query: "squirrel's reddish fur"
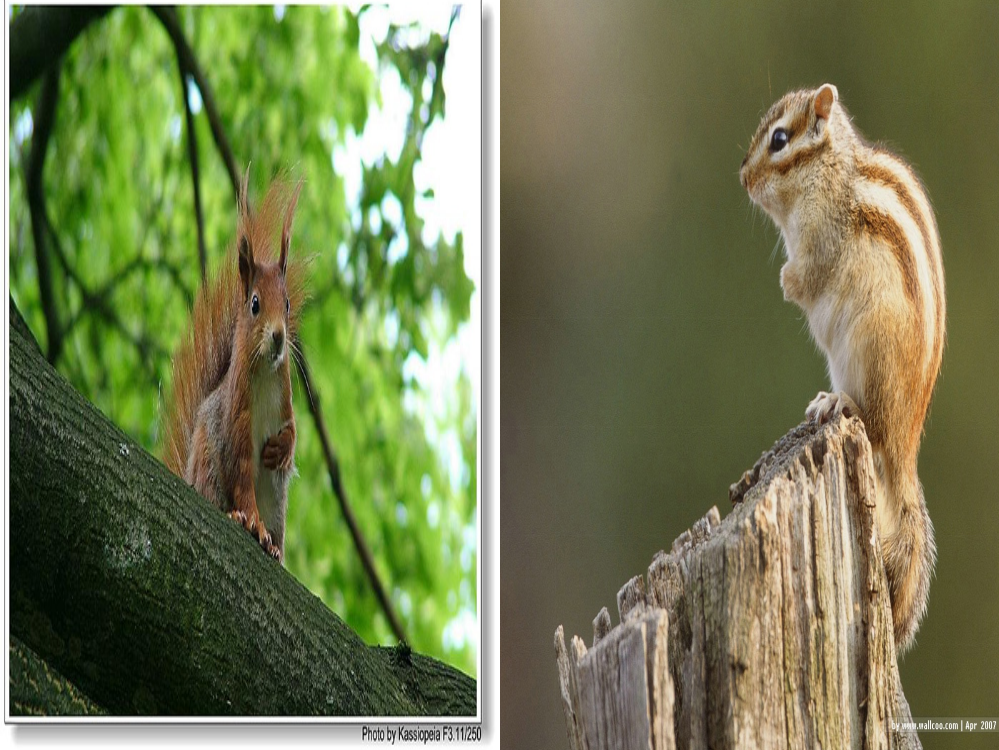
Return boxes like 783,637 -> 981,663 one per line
162,170 -> 308,561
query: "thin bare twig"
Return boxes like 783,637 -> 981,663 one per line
175,55 -> 207,281
25,62 -> 64,363
44,214 -> 168,370
149,5 -> 240,202
38,176 -> 180,365
294,349 -> 409,645
63,254 -> 190,338
22,48 -> 171,378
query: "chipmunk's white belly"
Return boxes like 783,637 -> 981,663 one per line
807,292 -> 866,403
251,370 -> 288,532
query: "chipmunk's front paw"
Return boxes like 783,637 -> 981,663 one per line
806,390 -> 859,424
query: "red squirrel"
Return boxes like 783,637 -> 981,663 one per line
163,168 -> 307,562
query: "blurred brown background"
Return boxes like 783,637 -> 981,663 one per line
501,1 -> 999,748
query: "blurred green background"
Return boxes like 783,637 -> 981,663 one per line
501,1 -> 998,747
9,5 -> 477,678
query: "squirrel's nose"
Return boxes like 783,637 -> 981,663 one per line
272,329 -> 285,355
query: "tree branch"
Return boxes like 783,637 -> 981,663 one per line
149,5 -> 241,203
9,6 -> 112,101
175,58 -> 208,281
44,215 -> 168,370
25,62 -> 64,364
294,349 -> 410,645
9,297 -> 473,716
63,253 -> 191,341
9,637 -> 106,716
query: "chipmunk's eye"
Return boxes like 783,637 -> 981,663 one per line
770,128 -> 789,153
251,293 -> 260,316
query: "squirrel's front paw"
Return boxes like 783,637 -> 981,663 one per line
257,531 -> 281,561
228,508 -> 250,531
266,541 -> 283,562
228,509 -> 277,558
261,426 -> 295,472
228,507 -> 263,538
806,390 -> 859,424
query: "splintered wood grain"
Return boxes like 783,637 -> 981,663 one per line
555,626 -> 587,750
556,611 -> 675,750
593,607 -> 612,647
557,417 -> 920,749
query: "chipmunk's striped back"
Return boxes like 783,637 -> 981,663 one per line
853,147 -> 945,394
740,84 -> 945,652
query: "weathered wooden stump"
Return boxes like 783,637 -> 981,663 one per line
555,416 -> 921,749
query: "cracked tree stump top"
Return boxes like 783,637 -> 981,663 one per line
555,416 -> 921,750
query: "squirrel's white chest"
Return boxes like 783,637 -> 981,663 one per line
251,371 -> 286,456
251,370 -> 289,530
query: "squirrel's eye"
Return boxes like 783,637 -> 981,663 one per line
770,128 -> 789,153
251,294 -> 260,316
286,298 -> 291,315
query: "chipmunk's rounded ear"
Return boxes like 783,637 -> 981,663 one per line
814,84 -> 838,122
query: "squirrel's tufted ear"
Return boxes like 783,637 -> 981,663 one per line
814,84 -> 838,122
239,163 -> 252,218
237,163 -> 255,299
238,234 -> 255,301
280,179 -> 303,276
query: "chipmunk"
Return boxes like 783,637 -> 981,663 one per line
162,168 -> 307,562
740,84 -> 945,652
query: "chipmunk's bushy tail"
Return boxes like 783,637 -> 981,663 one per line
881,470 -> 936,654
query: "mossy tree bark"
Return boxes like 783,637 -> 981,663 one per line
8,297 -> 475,716
9,636 -> 107,716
